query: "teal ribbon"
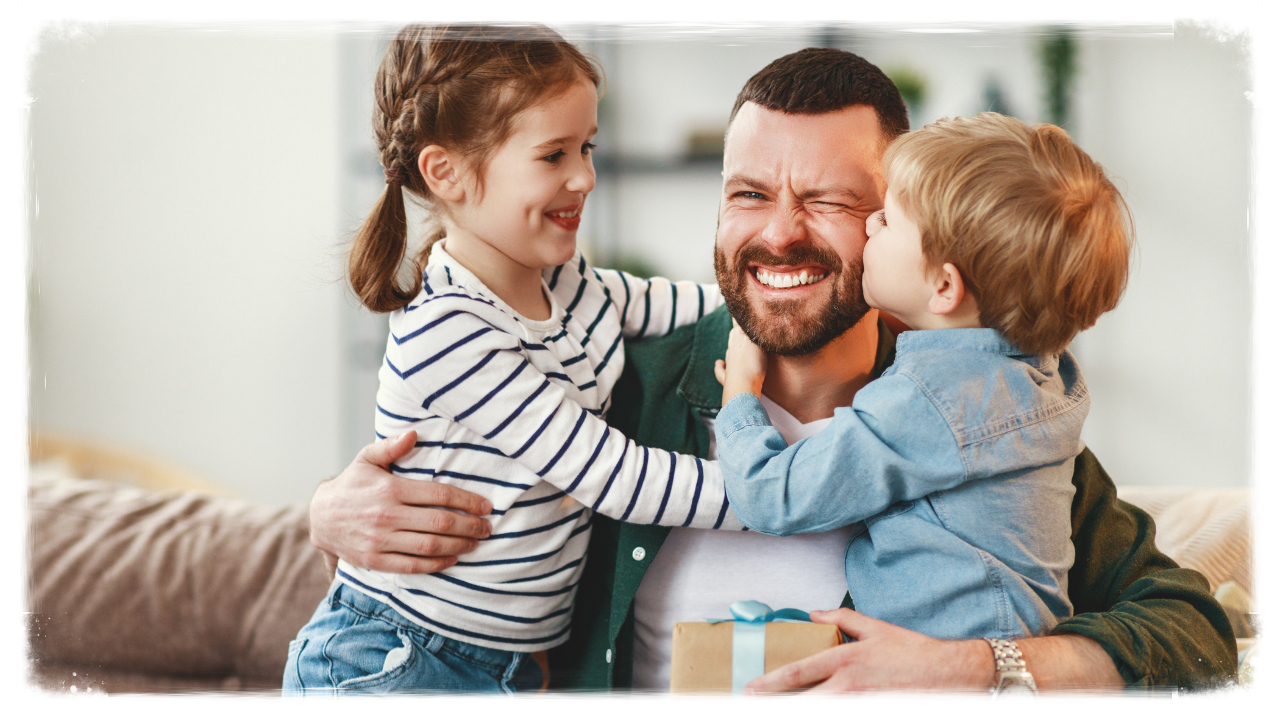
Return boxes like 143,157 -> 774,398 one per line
707,600 -> 811,693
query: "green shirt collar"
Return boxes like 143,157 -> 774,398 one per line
676,305 -> 899,415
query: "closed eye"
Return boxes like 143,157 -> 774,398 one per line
582,141 -> 597,155
541,150 -> 566,164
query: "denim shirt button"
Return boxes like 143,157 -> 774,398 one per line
632,547 -> 646,561
606,649 -> 613,663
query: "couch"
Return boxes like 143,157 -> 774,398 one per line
24,438 -> 1257,693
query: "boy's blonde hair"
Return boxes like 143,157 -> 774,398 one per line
883,112 -> 1133,355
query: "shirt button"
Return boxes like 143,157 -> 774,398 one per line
632,547 -> 646,561
606,649 -> 613,663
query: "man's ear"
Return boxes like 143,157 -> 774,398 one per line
927,262 -> 968,316
418,145 -> 465,202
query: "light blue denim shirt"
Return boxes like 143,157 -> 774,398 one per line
715,327 -> 1083,640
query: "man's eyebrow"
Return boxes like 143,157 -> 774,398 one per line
723,174 -> 774,193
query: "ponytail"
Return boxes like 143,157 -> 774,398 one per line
348,177 -> 419,313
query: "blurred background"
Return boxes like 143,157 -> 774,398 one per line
26,22 -> 1251,506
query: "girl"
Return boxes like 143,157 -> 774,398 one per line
283,24 -> 740,695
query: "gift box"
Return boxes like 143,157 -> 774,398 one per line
670,601 -> 844,693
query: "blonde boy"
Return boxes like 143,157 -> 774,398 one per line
714,112 -> 1132,641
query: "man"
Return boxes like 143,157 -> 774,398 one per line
309,47 -> 1235,692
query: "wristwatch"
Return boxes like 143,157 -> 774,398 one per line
986,637 -> 1038,695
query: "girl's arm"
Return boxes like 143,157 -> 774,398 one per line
714,373 -> 966,535
393,299 -> 741,531
592,264 -> 722,339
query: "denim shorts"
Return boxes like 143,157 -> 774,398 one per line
282,581 -> 546,695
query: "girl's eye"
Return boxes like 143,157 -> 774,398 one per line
582,142 -> 597,155
874,210 -> 887,226
541,150 -> 566,164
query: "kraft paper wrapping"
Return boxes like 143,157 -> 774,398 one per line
669,621 -> 843,692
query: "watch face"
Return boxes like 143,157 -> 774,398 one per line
996,673 -> 1038,695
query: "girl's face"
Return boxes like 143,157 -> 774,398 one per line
861,188 -> 935,328
449,78 -> 598,273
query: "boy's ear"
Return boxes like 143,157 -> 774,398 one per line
418,145 -> 465,202
927,262 -> 968,316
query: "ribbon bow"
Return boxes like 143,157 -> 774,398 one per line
707,600 -> 811,693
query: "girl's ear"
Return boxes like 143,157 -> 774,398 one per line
419,145 -> 465,202
927,262 -> 968,316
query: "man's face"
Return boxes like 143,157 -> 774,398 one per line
714,103 -> 887,355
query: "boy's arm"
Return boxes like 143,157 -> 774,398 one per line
595,266 -> 721,339
715,373 -> 966,535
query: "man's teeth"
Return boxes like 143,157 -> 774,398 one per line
549,209 -> 580,218
755,268 -> 827,289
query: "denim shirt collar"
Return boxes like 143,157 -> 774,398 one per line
894,328 -> 1056,371
677,305 -> 899,415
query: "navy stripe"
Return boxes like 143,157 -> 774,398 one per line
423,350 -> 498,406
565,277 -> 588,314
616,270 -> 633,329
391,309 -> 465,345
423,276 -> 434,296
491,491 -> 570,516
562,352 -> 588,367
583,299 -> 612,341
455,522 -> 591,566
423,571 -> 579,598
591,444 -> 629,512
456,362 -> 525,422
509,405 -> 557,460
545,372 -> 572,382
577,380 -> 597,391
444,266 -> 453,284
653,451 -> 677,524
436,470 -> 532,490
520,340 -> 548,351
639,279 -> 652,335
619,447 -> 649,522
682,460 -> 705,527
593,330 -> 623,374
336,571 -> 569,646
713,492 -> 730,530
484,378 -> 548,440
501,557 -> 583,584
669,283 -> 679,335
548,264 -> 564,291
537,410 -> 588,476
414,440 -> 507,458
399,586 -> 571,624
484,509 -> 586,540
563,425 -> 609,494
386,327 -> 494,380
404,289 -> 500,314
376,403 -> 426,423
389,464 -> 435,475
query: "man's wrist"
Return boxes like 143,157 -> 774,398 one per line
954,638 -> 999,690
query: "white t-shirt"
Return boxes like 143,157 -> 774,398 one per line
630,394 -> 856,690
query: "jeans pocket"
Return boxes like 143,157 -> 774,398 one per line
332,626 -> 419,693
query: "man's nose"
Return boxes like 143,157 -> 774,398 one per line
760,203 -> 806,251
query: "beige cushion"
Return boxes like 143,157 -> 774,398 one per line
1117,487 -> 1252,595
27,474 -> 331,686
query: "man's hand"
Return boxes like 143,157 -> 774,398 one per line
309,431 -> 493,576
744,609 -> 992,693
714,321 -> 768,405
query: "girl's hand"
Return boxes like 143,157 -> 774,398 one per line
714,322 -> 768,405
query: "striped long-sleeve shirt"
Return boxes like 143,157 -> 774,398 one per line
338,242 -> 743,652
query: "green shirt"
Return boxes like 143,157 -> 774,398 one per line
547,306 -> 1236,691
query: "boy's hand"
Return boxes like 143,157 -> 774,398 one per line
714,322 -> 767,405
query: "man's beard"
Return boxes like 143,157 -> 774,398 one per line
713,240 -> 871,357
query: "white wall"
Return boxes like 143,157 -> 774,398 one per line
28,26 -> 347,505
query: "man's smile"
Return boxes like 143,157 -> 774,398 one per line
749,264 -> 831,291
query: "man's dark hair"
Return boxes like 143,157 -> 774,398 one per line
730,47 -> 909,142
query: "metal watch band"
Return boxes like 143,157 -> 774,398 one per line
985,637 -> 1039,695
